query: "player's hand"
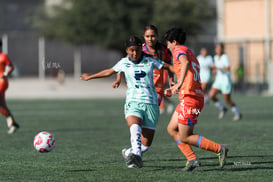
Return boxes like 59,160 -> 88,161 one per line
112,80 -> 120,88
164,88 -> 173,97
80,73 -> 90,81
165,84 -> 180,97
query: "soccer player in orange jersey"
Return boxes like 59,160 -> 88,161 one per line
0,40 -> 19,134
163,28 -> 228,171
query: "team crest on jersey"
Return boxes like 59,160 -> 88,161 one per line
143,59 -> 151,66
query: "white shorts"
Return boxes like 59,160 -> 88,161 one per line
212,78 -> 232,94
124,102 -> 160,130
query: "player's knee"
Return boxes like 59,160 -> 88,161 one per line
180,137 -> 189,144
208,91 -> 214,99
167,125 -> 175,137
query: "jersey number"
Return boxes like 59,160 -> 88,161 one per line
192,62 -> 201,82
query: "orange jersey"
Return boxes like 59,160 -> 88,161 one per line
172,45 -> 203,100
0,53 -> 11,74
0,53 -> 11,94
142,43 -> 171,94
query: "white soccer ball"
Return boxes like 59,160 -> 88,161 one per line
33,131 -> 55,153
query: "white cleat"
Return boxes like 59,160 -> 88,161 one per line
218,108 -> 228,119
233,114 -> 242,121
8,123 -> 20,134
122,148 -> 128,159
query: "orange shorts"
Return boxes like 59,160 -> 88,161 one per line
175,96 -> 204,126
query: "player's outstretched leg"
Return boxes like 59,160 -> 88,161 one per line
195,135 -> 229,168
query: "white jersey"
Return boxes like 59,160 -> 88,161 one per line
214,54 -> 231,81
197,54 -> 213,83
113,55 -> 164,104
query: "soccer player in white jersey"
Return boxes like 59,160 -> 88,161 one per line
197,48 -> 213,104
80,36 -> 173,168
209,43 -> 242,121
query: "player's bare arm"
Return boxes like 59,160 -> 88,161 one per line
218,66 -> 230,72
80,68 -> 116,81
164,55 -> 189,97
162,63 -> 175,86
2,63 -> 14,78
112,72 -> 123,88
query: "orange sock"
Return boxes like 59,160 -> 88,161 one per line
177,140 -> 196,161
196,135 -> 221,153
159,101 -> 165,110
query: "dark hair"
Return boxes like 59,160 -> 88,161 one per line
144,24 -> 158,35
216,42 -> 225,55
217,42 -> 225,50
144,24 -> 164,59
0,40 -> 2,47
163,27 -> 186,45
125,35 -> 142,48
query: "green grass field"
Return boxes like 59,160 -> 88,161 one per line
0,95 -> 272,182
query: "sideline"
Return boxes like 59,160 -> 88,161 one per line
6,77 -> 127,99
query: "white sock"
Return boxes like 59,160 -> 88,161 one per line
124,145 -> 150,157
214,101 -> 225,111
141,144 -> 150,154
130,124 -> 142,156
231,106 -> 240,115
204,95 -> 209,104
6,116 -> 13,128
124,148 -> 133,157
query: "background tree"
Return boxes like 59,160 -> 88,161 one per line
33,0 -> 215,50
151,0 -> 215,38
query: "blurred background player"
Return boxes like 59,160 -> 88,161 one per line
81,36 -> 173,168
196,48 -> 213,105
0,40 -> 20,134
164,28 -> 228,171
209,43 -> 242,121
112,25 -> 174,159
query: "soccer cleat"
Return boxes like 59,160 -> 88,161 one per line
182,159 -> 201,172
233,113 -> 242,121
8,123 -> 20,134
218,107 -> 228,119
126,153 -> 143,168
217,144 -> 229,168
122,148 -> 130,167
